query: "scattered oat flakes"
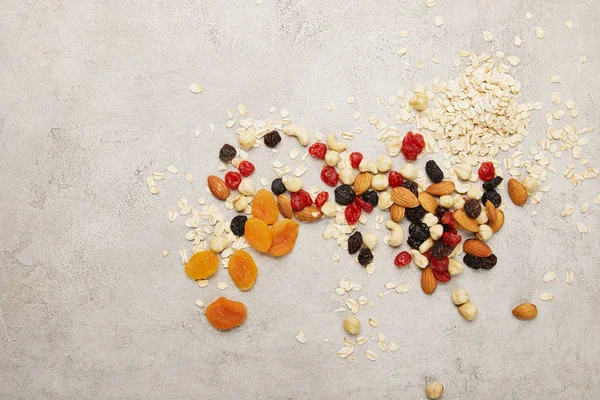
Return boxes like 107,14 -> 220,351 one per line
189,83 -> 204,94
368,318 -> 378,328
388,342 -> 398,352
535,26 -> 545,39
543,272 -> 556,283
331,253 -> 340,262
337,346 -> 354,359
179,249 -> 188,264
326,101 -> 334,111
162,250 -> 169,257
525,12 -> 533,19
415,60 -> 424,69
594,194 -> 600,205
434,16 -> 443,27
580,203 -> 589,213
540,292 -> 553,301
356,336 -> 367,345
166,165 -> 178,173
395,284 -> 410,294
295,330 -> 306,344
148,186 -> 159,194
514,35 -> 522,47
425,0 -> 437,7
195,299 -> 204,308
550,75 -> 560,83
184,171 -> 193,183
197,279 -> 209,288
561,204 -> 574,217
506,56 -> 520,66
216,282 -> 228,290
365,349 -> 378,361
580,56 -> 587,64
384,282 -> 396,289
482,30 -> 493,42
397,47 -> 408,56
566,270 -> 574,284
565,19 -> 573,29
576,222 -> 589,233
398,30 -> 409,37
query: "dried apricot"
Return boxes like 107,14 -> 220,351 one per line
244,217 -> 272,252
205,297 -> 247,330
184,250 -> 219,280
268,219 -> 299,257
252,188 -> 279,224
228,250 -> 258,290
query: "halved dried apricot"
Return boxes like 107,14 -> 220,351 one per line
268,219 -> 299,257
205,297 -> 247,330
252,188 -> 279,224
244,217 -> 272,252
228,250 -> 258,290
184,250 -> 219,280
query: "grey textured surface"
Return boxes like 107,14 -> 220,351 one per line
1,1 -> 599,399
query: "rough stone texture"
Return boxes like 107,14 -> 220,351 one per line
1,1 -> 599,399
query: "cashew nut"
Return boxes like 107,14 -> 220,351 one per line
467,183 -> 483,200
283,125 -> 309,146
359,159 -> 378,174
326,134 -> 347,152
385,220 -> 404,246
411,249 -> 428,268
418,238 -> 434,253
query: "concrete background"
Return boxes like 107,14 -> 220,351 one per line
1,0 -> 599,399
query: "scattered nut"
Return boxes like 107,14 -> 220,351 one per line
339,168 -> 356,185
458,301 -> 477,321
378,192 -> 393,210
448,259 -> 463,275
283,176 -> 303,192
362,232 -> 378,250
325,150 -> 340,166
385,220 -> 404,246
283,125 -> 309,146
452,288 -> 469,305
359,159 -> 378,174
376,155 -> 393,172
399,163 -> 417,180
343,315 -> 361,335
371,174 -> 389,191
409,92 -> 428,111
326,134 -> 347,152
425,382 -> 444,399
209,236 -> 228,253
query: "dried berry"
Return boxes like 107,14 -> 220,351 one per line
425,160 -> 444,183
407,236 -> 425,249
230,215 -> 248,236
291,190 -> 312,211
405,205 -> 426,222
442,231 -> 462,247
464,199 -> 482,219
320,165 -> 339,186
431,241 -> 454,259
478,161 -> 495,182
347,231 -> 363,254
219,144 -> 237,162
238,160 -> 255,177
482,190 -> 502,208
345,202 -> 361,225
314,191 -> 329,208
388,171 -> 404,187
481,254 -> 497,270
334,185 -> 356,206
433,269 -> 451,282
360,190 -> 378,207
441,211 -> 454,226
349,152 -> 363,169
225,171 -> 242,189
271,178 -> 286,195
463,254 -> 483,269
263,130 -> 281,148
357,247 -> 374,266
430,256 -> 449,272
483,176 -> 503,191
402,180 -> 419,197
400,131 -> 425,161
409,221 -> 430,242
354,196 -> 373,213
394,251 -> 412,267
308,142 -> 327,159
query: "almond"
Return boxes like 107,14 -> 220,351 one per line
418,192 -> 438,214
426,181 -> 455,196
485,200 -> 497,225
207,175 -> 230,200
390,204 -> 405,222
277,194 -> 292,219
454,209 -> 479,232
463,238 -> 492,257
391,187 -> 419,208
512,303 -> 538,320
421,267 -> 437,295
490,209 -> 504,233
294,206 -> 323,222
353,172 -> 372,195
508,178 -> 528,206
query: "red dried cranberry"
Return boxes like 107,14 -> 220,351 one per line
291,190 -> 312,211
394,251 -> 412,267
354,196 -> 373,213
344,202 -> 361,225
433,269 -> 451,282
308,142 -> 327,159
478,161 -> 495,182
349,152 -> 363,168
400,131 -> 425,161
315,192 -> 329,208
238,160 -> 255,177
388,171 -> 404,187
443,225 -> 457,234
320,166 -> 339,186
423,250 -> 433,261
442,231 -> 462,247
224,171 -> 242,189
441,211 -> 454,226
430,256 -> 449,272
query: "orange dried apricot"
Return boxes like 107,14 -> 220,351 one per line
228,250 -> 258,291
184,250 -> 219,280
244,217 -> 272,252
205,297 -> 247,330
268,219 -> 299,257
251,188 -> 279,224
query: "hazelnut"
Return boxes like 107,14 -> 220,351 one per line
425,382 -> 444,399
458,301 -> 478,321
343,315 -> 360,335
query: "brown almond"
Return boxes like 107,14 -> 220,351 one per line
353,172 -> 372,195
485,200 -> 497,225
421,267 -> 437,295
508,178 -> 528,206
277,194 -> 292,219
207,175 -> 230,200
418,192 -> 438,214
390,204 -> 405,222
294,206 -> 323,222
454,209 -> 479,233
463,238 -> 492,258
426,181 -> 455,196
512,303 -> 538,320
490,209 -> 504,233
391,187 -> 419,208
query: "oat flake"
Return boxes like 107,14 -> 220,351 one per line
543,272 -> 556,283
540,292 -> 553,301
566,270 -> 574,284
295,330 -> 306,344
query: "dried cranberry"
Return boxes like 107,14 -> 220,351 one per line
263,130 -> 281,148
481,254 -> 497,270
271,178 -> 286,195
219,144 -> 237,162
308,142 -> 327,159
224,171 -> 242,189
431,241 -> 453,259
464,199 -> 481,219
441,211 -> 454,226
430,256 -> 449,272
348,231 -> 362,255
442,231 -> 462,247
443,225 -> 457,234
478,161 -> 495,182
360,190 -> 378,207
483,176 -> 503,191
433,269 -> 451,282
354,196 -> 373,213
238,160 -> 255,177
388,171 -> 404,187
400,131 -> 425,161
394,251 -> 412,267
320,166 -> 339,186
334,185 -> 356,205
349,152 -> 363,168
425,160 -> 444,183
291,190 -> 312,211
402,180 -> 419,197
315,192 -> 329,208
423,250 -> 433,261
482,190 -> 502,208
345,202 -> 361,225
405,206 -> 426,222
357,247 -> 373,266
464,254 -> 483,269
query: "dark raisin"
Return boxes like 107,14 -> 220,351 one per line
435,206 -> 447,217
271,178 -> 286,195
405,205 -> 426,222
481,254 -> 497,270
402,180 -> 419,197
482,176 -> 503,191
263,130 -> 281,148
464,199 -> 482,219
219,144 -> 237,162
360,190 -> 378,207
230,215 -> 248,236
347,231 -> 363,255
463,254 -> 483,269
357,247 -> 374,266
425,160 -> 444,183
482,190 -> 502,208
407,236 -> 425,249
334,185 -> 356,206
409,221 -> 430,242
431,241 -> 453,259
